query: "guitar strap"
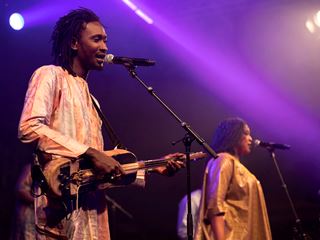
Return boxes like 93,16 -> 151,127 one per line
90,95 -> 126,149
31,151 -> 49,197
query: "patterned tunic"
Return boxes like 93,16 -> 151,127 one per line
194,153 -> 272,240
18,65 -> 110,239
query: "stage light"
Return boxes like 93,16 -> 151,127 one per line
305,19 -> 315,33
135,10 -> 153,24
122,0 -> 137,11
305,10 -> 320,34
9,13 -> 24,30
314,10 -> 320,27
121,0 -> 153,24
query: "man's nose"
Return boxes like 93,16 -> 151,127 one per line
101,42 -> 108,52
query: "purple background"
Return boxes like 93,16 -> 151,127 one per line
1,0 -> 320,239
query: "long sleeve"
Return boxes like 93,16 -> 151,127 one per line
18,66 -> 102,158
205,154 -> 234,218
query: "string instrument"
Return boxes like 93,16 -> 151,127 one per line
43,149 -> 207,197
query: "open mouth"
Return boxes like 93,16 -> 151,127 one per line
96,54 -> 106,63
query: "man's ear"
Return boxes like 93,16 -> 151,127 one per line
71,38 -> 78,50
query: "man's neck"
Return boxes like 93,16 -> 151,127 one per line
72,60 -> 89,79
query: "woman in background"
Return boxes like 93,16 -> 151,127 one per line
194,117 -> 272,240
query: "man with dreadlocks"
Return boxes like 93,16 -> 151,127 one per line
194,117 -> 272,240
18,8 -> 182,239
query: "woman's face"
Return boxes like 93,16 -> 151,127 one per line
235,124 -> 252,156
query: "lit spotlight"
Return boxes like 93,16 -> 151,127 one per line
9,13 -> 24,30
305,19 -> 315,33
305,10 -> 320,35
314,10 -> 320,27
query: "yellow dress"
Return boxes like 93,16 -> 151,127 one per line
194,152 -> 272,240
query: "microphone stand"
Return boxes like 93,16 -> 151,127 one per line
122,64 -> 218,240
267,148 -> 311,240
184,133 -> 195,240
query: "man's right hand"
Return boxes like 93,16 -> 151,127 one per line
84,147 -> 125,176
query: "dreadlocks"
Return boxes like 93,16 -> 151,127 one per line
51,8 -> 100,75
211,117 -> 247,155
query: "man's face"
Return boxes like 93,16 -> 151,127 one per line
74,21 -> 108,71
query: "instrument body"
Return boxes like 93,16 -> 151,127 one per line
42,149 -> 207,197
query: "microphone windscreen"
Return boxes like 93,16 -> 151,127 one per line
253,139 -> 261,147
104,54 -> 114,63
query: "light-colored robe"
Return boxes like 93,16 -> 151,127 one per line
18,65 -> 110,240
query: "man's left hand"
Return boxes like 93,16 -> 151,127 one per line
153,152 -> 185,176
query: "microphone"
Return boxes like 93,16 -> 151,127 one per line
254,139 -> 290,150
105,54 -> 155,66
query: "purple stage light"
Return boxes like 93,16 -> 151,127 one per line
18,1 -> 92,28
122,0 -> 153,24
135,9 -> 153,24
136,2 -> 320,159
122,0 -> 137,11
9,13 -> 24,30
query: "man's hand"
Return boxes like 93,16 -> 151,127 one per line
154,152 -> 185,176
84,147 -> 125,176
